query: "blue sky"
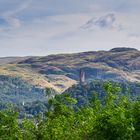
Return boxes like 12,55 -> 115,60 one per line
0,0 -> 140,56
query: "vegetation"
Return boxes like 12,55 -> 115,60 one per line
1,82 -> 140,139
0,75 -> 45,104
1,47 -> 140,97
0,64 -> 76,92
66,80 -> 140,106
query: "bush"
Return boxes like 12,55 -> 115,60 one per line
0,82 -> 140,140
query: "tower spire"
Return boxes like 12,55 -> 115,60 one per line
80,69 -> 85,84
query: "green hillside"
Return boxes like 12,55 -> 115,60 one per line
1,47 -> 140,105
65,80 -> 140,106
0,75 -> 45,104
1,82 -> 140,140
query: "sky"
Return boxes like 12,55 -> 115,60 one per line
0,0 -> 140,57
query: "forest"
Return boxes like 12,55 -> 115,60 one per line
1,82 -> 140,140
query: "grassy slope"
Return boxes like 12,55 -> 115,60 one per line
0,64 -> 76,92
1,47 -> 140,93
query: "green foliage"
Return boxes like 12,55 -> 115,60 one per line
1,82 -> 140,139
66,80 -> 140,106
0,75 -> 45,104
0,109 -> 22,140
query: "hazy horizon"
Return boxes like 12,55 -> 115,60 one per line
0,47 -> 139,58
0,0 -> 140,57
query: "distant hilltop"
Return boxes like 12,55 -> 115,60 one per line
110,47 -> 138,52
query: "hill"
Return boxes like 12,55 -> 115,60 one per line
1,47 -> 140,104
15,47 -> 140,82
0,57 -> 30,65
65,80 -> 140,106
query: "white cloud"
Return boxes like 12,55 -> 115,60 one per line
3,0 -> 32,17
95,14 -> 116,29
82,13 -> 123,31
0,17 -> 21,32
0,0 -> 32,32
0,0 -> 140,56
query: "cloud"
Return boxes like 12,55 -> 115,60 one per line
0,0 -> 32,32
0,0 -> 140,56
3,0 -> 32,17
0,18 -> 9,27
128,33 -> 140,38
95,14 -> 116,29
0,17 -> 21,32
82,13 -> 123,31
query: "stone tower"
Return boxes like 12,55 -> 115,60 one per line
80,69 -> 85,84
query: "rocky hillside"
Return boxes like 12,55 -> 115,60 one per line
14,47 -> 140,82
1,47 -> 140,103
